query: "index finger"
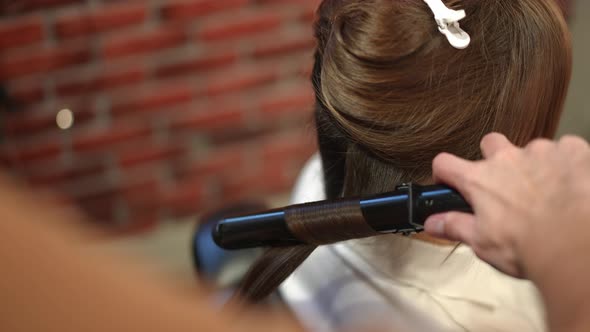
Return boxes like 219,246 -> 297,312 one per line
432,152 -> 478,202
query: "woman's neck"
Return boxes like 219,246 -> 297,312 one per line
411,232 -> 458,246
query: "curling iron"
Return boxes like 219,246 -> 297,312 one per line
213,183 -> 472,250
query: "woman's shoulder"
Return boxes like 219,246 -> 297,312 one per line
290,153 -> 326,205
344,236 -> 547,331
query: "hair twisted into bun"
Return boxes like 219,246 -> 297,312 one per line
320,0 -> 570,173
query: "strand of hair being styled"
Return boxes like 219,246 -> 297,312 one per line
233,197 -> 379,303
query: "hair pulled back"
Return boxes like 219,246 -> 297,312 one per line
235,0 -> 572,302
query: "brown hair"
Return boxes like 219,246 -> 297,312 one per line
235,0 -> 572,303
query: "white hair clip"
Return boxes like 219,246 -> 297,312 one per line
423,0 -> 471,49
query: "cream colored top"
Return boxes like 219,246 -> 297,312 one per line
280,154 -> 546,332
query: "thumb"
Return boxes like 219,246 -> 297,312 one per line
424,212 -> 476,244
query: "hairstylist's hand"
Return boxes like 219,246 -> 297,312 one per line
425,133 -> 590,277
424,133 -> 590,332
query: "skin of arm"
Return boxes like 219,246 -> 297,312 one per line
0,174 -> 304,332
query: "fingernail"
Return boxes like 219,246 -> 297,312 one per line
424,216 -> 445,236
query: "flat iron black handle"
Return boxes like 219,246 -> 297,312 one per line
213,184 -> 472,250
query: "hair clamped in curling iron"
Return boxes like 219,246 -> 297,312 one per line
213,183 -> 472,250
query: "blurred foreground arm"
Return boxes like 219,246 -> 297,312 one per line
424,133 -> 590,332
0,176 -> 303,332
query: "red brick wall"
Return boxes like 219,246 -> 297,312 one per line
0,0 -> 572,232
0,0 -> 320,231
